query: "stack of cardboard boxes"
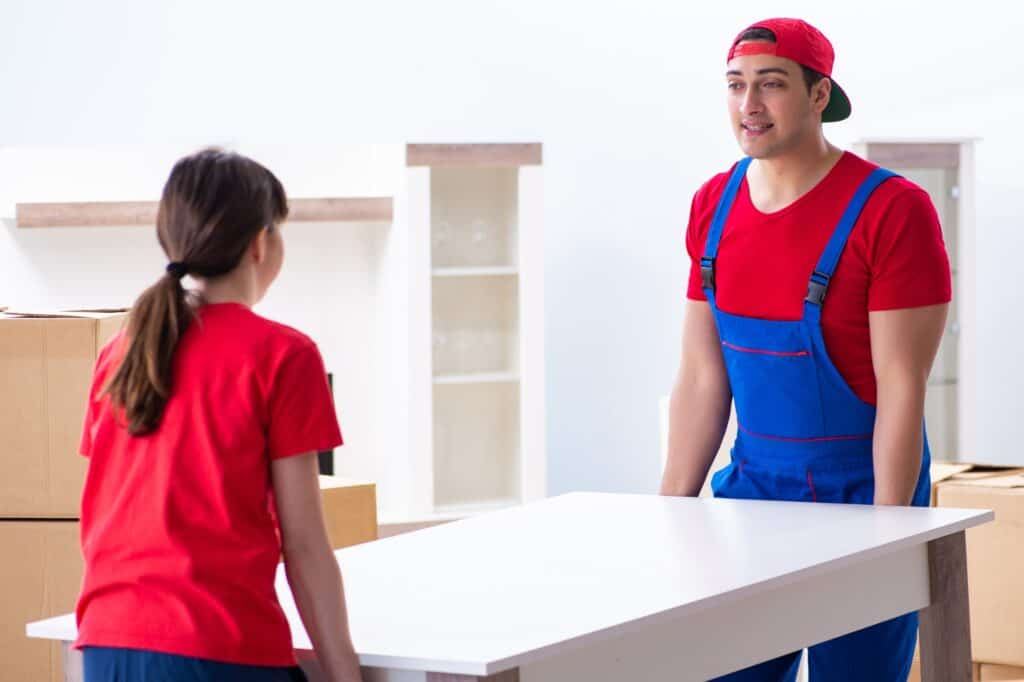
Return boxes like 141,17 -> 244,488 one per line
939,466 -> 1024,681
0,311 -> 379,681
0,311 -> 124,682
908,463 -> 1024,682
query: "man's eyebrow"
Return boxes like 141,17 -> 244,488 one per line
726,67 -> 791,77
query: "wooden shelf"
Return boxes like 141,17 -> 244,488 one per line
407,143 -> 542,168
433,372 -> 520,386
289,197 -> 393,223
432,266 -> 518,278
15,197 -> 393,228
17,201 -> 156,228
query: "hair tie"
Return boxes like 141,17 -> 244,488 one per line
165,262 -> 188,279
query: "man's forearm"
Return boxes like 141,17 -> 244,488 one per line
873,379 -> 926,506
869,304 -> 947,506
660,379 -> 731,497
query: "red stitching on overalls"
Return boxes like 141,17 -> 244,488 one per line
806,470 -> 818,502
721,341 -> 810,357
738,422 -> 872,443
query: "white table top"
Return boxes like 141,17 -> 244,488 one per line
28,492 -> 991,676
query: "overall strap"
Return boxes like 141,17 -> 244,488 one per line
701,157 -> 753,295
805,167 -> 898,309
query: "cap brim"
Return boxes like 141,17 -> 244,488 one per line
823,79 -> 851,122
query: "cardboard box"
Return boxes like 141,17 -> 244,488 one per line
929,461 -> 975,505
318,475 -> 378,548
980,663 -> 1024,680
0,520 -> 82,682
937,472 -> 1024,667
0,311 -> 125,518
927,462 -> 1023,507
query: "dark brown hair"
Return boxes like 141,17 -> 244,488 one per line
738,27 -> 826,92
104,148 -> 289,435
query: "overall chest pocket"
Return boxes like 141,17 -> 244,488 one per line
721,335 -> 825,440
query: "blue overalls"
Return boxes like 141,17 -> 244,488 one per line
703,158 -> 931,682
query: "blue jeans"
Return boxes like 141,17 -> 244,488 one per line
82,646 -> 307,682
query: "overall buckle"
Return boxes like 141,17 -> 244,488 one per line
701,257 -> 716,291
806,271 -> 831,305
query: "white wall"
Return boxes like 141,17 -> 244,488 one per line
1,0 -> 1020,494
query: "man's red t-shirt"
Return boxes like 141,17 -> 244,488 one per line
75,302 -> 343,666
686,151 -> 952,405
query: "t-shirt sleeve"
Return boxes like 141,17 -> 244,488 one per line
686,186 -> 710,302
79,366 -> 102,457
267,341 -> 344,460
867,188 -> 953,311
79,338 -> 118,457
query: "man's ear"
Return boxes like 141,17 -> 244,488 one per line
813,78 -> 833,115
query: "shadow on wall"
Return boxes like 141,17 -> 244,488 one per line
1,219 -> 162,309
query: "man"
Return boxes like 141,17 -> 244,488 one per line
660,18 -> 950,682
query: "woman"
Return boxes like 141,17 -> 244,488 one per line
75,148 -> 363,682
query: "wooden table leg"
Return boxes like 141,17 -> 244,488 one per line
919,531 -> 972,682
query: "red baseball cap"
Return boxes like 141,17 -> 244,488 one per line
727,18 -> 851,122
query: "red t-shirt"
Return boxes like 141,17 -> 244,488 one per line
75,302 -> 343,666
686,152 -> 951,405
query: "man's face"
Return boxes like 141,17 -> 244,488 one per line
726,45 -> 829,159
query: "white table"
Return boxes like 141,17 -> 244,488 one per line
28,493 -> 991,681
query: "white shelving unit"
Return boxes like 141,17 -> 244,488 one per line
405,144 -> 546,521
